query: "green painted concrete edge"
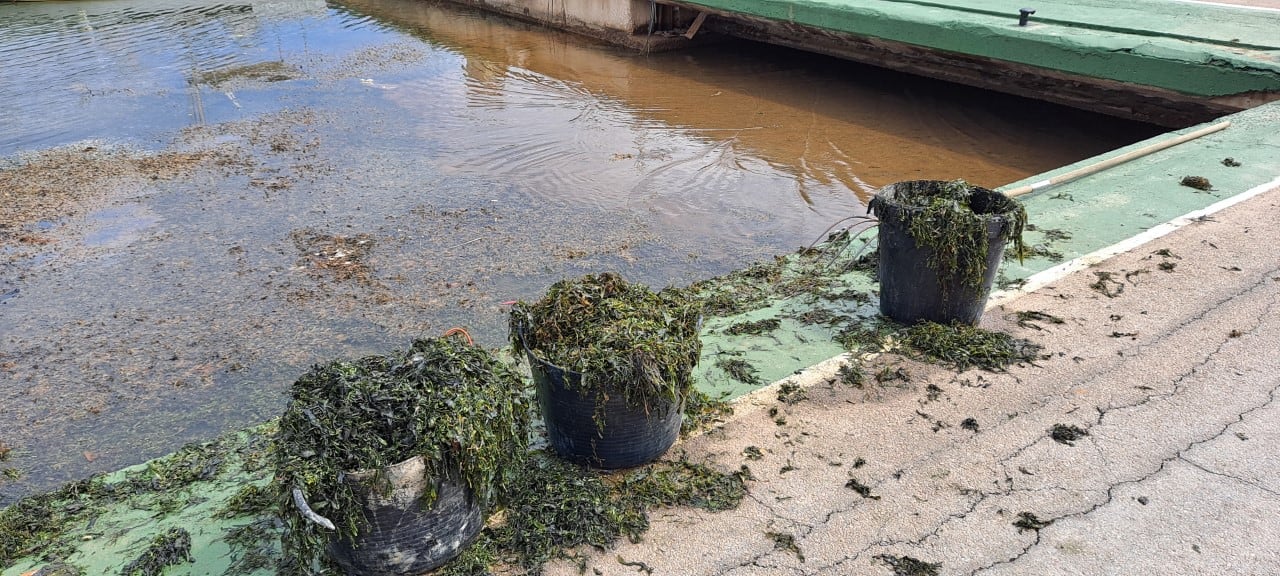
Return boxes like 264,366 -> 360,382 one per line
996,100 -> 1280,283
5,101 -> 1280,576
861,0 -> 1280,49
680,0 -> 1280,97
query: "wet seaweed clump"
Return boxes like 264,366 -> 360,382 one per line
834,317 -> 898,352
216,483 -> 275,519
194,61 -> 300,87
1180,175 -> 1213,191
120,527 -> 192,576
875,554 -> 940,576
725,317 -> 781,336
272,333 -> 532,574
837,362 -> 866,388
222,518 -> 280,574
850,250 -> 879,274
715,357 -> 763,386
681,389 -> 734,435
1013,512 -> 1053,533
776,382 -> 807,404
1014,310 -> 1064,331
510,273 -> 702,410
1090,271 -> 1124,298
868,179 -> 1026,301
902,321 -> 1043,371
844,478 -> 879,500
1005,242 -> 1063,262
0,431 -> 257,571
766,531 -> 804,562
439,453 -> 746,574
875,366 -> 912,385
1049,424 -> 1089,446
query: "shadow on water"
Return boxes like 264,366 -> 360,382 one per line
0,0 -> 1160,502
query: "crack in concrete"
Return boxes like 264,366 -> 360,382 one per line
968,379 -> 1280,574
1178,454 -> 1280,498
1096,263 -> 1280,425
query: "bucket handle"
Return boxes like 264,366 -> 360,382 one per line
292,487 -> 336,530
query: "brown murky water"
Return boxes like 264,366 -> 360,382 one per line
0,0 -> 1160,501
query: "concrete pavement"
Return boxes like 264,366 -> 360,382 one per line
546,184 -> 1280,575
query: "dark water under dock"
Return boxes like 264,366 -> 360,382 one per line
0,0 -> 1159,502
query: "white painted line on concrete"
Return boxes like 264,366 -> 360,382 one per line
987,174 -> 1280,308
1163,0 -> 1280,13
724,175 -> 1280,412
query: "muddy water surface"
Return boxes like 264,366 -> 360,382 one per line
0,0 -> 1159,501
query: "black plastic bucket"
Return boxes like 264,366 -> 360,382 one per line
326,456 -> 482,576
528,352 -> 682,470
871,180 -> 1020,325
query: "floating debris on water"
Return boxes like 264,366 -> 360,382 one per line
1221,157 -> 1242,167
194,61 -> 301,87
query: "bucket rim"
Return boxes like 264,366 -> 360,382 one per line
871,179 -> 1020,221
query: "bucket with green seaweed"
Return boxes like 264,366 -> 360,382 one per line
509,273 -> 702,470
868,180 -> 1025,325
272,332 -> 531,576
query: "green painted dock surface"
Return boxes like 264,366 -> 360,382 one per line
671,0 -> 1280,124
4,98 -> 1279,576
680,0 -> 1280,96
